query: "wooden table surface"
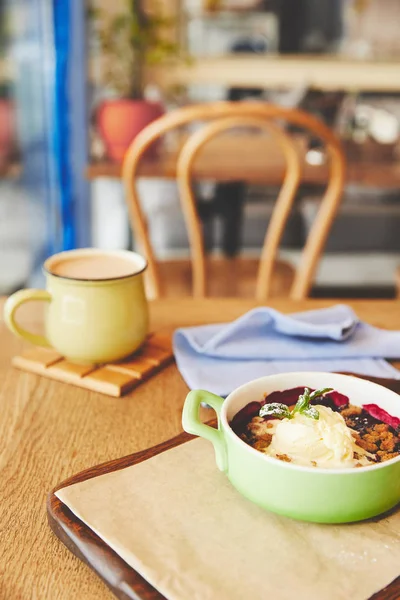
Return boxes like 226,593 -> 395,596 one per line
2,297 -> 400,599
87,134 -> 400,189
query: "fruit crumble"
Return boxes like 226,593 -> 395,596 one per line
230,387 -> 400,469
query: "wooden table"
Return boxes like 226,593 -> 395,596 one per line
87,135 -> 400,189
2,297 -> 400,599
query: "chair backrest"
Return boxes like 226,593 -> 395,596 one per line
122,101 -> 346,300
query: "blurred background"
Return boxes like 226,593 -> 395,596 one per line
2,0 -> 400,297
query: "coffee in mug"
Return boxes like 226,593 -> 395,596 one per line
50,254 -> 139,280
4,248 -> 148,364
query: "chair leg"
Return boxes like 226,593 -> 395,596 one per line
395,266 -> 400,299
214,182 -> 246,257
197,198 -> 215,253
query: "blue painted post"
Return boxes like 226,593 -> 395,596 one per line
68,0 -> 90,249
53,0 -> 90,250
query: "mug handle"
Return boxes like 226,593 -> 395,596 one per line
182,389 -> 228,473
4,289 -> 52,347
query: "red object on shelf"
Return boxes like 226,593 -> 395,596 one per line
0,99 -> 15,167
96,99 -> 164,162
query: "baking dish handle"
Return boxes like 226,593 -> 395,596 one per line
182,390 -> 228,473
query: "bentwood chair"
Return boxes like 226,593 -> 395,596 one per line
122,102 -> 346,300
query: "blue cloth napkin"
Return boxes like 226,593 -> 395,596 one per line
173,304 -> 400,396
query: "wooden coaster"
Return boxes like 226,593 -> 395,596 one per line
12,332 -> 174,397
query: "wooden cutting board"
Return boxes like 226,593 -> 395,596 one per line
47,375 -> 400,600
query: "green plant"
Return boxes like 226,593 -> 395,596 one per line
0,0 -> 12,100
0,0 -> 7,57
91,0 -> 182,99
0,81 -> 11,99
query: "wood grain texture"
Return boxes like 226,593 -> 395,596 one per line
2,298 -> 400,599
48,378 -> 400,600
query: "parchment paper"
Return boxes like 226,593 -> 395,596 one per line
56,438 -> 400,600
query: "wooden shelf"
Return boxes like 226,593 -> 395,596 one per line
145,54 -> 400,92
86,158 -> 400,188
86,134 -> 400,189
188,8 -> 268,17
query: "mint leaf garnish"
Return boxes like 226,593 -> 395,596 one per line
302,406 -> 320,420
293,387 -> 333,419
259,387 -> 334,421
259,403 -> 292,420
309,388 -> 334,401
292,387 -> 311,415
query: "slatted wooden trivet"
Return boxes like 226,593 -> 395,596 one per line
12,331 -> 174,397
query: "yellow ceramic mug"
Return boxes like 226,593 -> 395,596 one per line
3,248 -> 149,364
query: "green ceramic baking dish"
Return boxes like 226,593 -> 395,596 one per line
182,372 -> 400,523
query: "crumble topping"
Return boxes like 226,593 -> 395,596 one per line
231,388 -> 400,468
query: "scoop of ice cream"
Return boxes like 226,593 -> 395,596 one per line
267,405 -> 364,468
